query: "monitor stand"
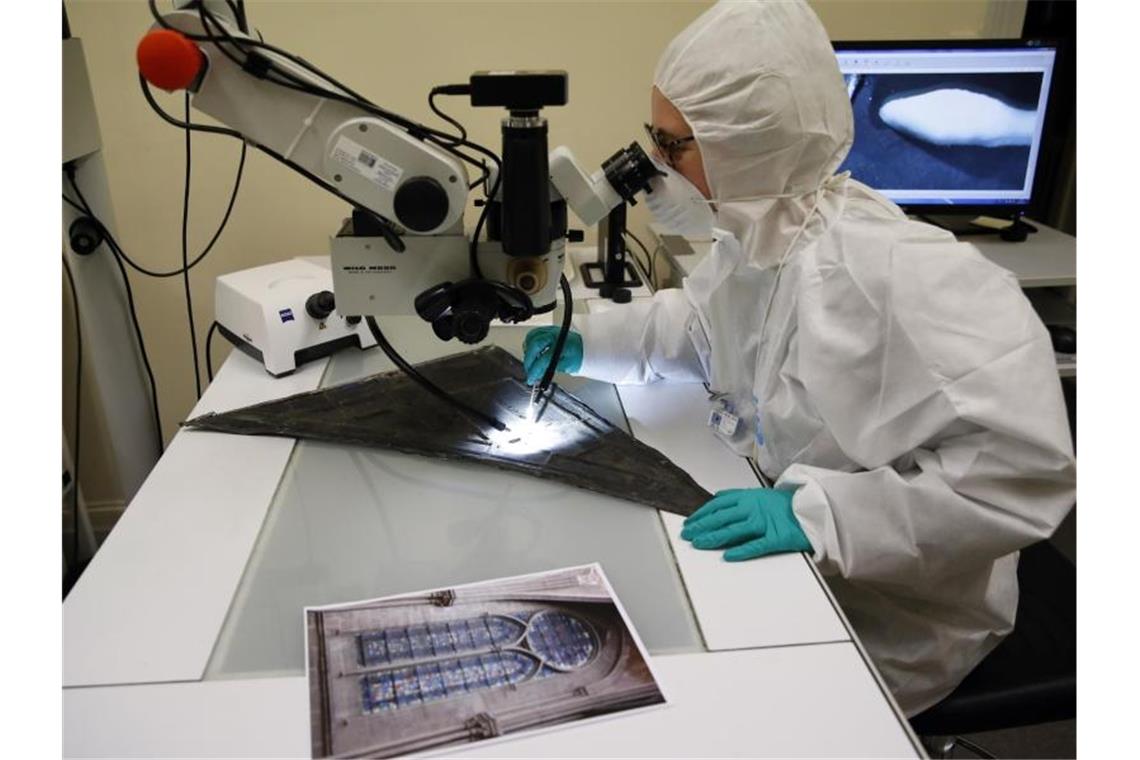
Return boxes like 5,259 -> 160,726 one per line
918,213 -> 1038,243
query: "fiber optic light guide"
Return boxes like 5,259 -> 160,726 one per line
183,346 -> 710,515
306,564 -> 666,758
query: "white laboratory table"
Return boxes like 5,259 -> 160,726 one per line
63,314 -> 921,758
967,222 -> 1076,288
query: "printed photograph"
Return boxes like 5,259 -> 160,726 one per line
839,71 -> 1045,192
306,564 -> 666,758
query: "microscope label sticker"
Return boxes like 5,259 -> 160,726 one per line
331,135 -> 404,191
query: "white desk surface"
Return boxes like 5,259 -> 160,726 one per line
66,646 -> 919,759
968,221 -> 1076,288
63,354 -> 331,687
620,382 -> 850,650
64,322 -> 919,757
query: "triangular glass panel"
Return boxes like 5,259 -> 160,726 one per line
184,346 -> 711,516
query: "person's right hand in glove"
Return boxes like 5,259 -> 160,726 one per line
523,327 -> 584,385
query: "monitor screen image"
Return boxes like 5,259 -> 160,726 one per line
834,44 -> 1057,209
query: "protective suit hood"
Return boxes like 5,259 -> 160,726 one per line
653,0 -> 854,266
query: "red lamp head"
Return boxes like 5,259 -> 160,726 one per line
137,29 -> 204,92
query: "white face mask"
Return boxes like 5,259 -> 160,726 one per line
644,158 -> 715,239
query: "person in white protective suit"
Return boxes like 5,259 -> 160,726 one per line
523,0 -> 1076,716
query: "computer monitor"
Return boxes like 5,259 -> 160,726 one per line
833,40 -> 1057,215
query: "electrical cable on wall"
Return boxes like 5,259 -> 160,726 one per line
182,93 -> 203,399
63,178 -> 165,452
70,99 -> 247,279
63,146 -> 242,435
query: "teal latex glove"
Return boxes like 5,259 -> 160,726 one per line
681,487 -> 811,561
523,327 -> 583,386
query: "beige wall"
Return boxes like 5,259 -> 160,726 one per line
63,0 -> 1024,504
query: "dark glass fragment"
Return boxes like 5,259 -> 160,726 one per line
183,346 -> 710,516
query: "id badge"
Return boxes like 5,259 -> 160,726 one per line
708,404 -> 740,437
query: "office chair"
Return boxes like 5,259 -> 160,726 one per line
910,539 -> 1076,758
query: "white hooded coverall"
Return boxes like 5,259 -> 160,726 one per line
573,0 -> 1076,716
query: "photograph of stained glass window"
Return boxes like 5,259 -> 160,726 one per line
305,564 -> 666,758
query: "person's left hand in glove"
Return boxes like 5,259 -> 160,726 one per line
680,487 -> 812,561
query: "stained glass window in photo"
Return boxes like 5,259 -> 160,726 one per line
527,611 -> 598,671
359,615 -> 526,668
357,610 -> 598,714
362,651 -> 540,713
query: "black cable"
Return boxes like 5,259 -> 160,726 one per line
237,1 -> 250,34
154,0 -> 502,242
428,87 -> 468,143
622,228 -> 654,287
623,228 -> 653,284
61,194 -> 84,215
188,13 -> 496,275
206,321 -> 220,382
227,0 -> 249,33
223,0 -> 241,25
63,176 -> 165,451
951,737 -> 997,760
426,85 -> 495,191
138,73 -> 244,140
187,2 -> 386,114
469,171 -> 502,279
365,317 -> 506,433
151,2 -> 521,433
192,1 -> 500,208
195,140 -> 246,267
105,245 -> 166,454
114,82 -> 250,281
533,275 -> 574,423
455,153 -> 490,190
63,256 -> 82,570
184,5 -> 418,126
182,94 -> 203,399
165,1 -> 500,182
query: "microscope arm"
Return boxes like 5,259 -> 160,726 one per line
139,8 -> 468,236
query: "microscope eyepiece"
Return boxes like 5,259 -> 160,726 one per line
602,142 -> 664,206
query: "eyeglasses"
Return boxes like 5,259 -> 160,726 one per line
644,123 -> 695,168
